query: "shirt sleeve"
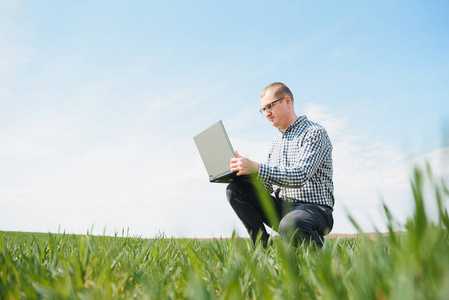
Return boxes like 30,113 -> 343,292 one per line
258,128 -> 331,188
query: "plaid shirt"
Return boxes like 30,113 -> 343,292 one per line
258,116 -> 334,208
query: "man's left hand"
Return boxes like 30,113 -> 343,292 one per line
230,151 -> 260,176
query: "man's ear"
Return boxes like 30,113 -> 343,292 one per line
285,96 -> 293,108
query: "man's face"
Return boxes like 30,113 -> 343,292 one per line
260,91 -> 287,129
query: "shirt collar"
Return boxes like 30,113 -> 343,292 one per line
281,115 -> 307,134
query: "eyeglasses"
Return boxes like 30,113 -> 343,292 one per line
259,97 -> 285,116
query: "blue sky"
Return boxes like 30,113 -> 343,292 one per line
1,0 -> 448,238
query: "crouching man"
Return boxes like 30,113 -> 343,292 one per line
227,82 -> 334,247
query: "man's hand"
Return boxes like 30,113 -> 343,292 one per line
230,151 -> 260,176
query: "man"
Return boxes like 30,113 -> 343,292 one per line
227,82 -> 334,247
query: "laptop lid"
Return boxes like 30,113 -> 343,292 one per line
193,120 -> 237,183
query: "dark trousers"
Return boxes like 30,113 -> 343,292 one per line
226,178 -> 334,247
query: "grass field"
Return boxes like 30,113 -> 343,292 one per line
1,165 -> 448,299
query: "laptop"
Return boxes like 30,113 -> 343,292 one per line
194,120 -> 237,183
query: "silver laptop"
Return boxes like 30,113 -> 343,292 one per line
194,120 -> 237,183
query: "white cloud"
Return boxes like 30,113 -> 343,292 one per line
304,103 -> 348,139
0,115 -> 246,238
413,146 -> 449,180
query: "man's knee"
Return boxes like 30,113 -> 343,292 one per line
226,180 -> 251,206
226,181 -> 240,204
279,210 -> 322,246
279,213 -> 305,241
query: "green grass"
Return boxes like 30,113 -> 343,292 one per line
1,164 -> 448,299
